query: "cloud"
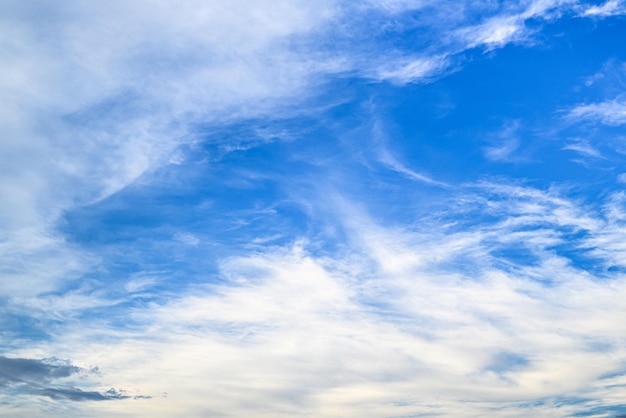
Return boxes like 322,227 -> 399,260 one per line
13,181 -> 622,417
0,356 -> 80,383
566,100 -> 626,125
563,139 -> 603,158
485,137 -> 521,162
0,0 -> 343,298
369,118 -> 449,187
378,146 -> 449,187
36,388 -> 125,402
457,15 -> 528,49
483,121 -> 523,162
4,0 -> 576,300
373,55 -> 451,85
453,0 -> 575,50
172,232 -> 200,246
580,0 -> 626,16
369,0 -> 583,83
0,356 -> 130,402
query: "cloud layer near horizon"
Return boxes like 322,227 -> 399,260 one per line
15,183 -> 626,417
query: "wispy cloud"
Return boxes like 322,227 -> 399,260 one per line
374,55 -> 451,85
580,0 -> 626,16
172,232 -> 200,247
378,148 -> 449,187
457,15 -> 528,50
485,137 -> 521,161
453,0 -> 576,50
0,0 -> 339,298
563,139 -> 604,158
566,99 -> 626,125
483,121 -> 523,162
0,1 -> 595,301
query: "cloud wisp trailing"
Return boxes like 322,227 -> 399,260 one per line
580,0 -> 626,17
567,100 -> 626,126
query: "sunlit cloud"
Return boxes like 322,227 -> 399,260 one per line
580,0 -> 626,16
567,100 -> 626,126
24,182 -> 626,417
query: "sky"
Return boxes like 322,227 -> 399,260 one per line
2,0 -> 626,417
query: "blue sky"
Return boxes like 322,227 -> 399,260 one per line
2,1 -> 626,416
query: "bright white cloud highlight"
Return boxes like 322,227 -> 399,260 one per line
581,0 -> 626,16
458,15 -> 527,49
567,100 -> 626,125
374,55 -> 450,85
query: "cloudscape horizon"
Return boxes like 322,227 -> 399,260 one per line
2,1 -> 626,417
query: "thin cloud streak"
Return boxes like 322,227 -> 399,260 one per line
567,100 -> 626,126
580,0 -> 626,16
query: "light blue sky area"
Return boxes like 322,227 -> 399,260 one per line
3,1 -> 626,417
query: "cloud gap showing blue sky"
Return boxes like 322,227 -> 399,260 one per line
2,0 -> 626,416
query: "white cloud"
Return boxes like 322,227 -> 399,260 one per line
567,100 -> 626,125
485,137 -> 521,161
0,0 -> 457,300
581,0 -> 626,16
563,139 -> 603,158
3,0 -> 567,299
4,2 -> 626,416
125,274 -> 158,294
378,148 -> 449,186
371,118 -> 449,186
0,1 -> 590,300
374,55 -> 450,85
0,0 -> 341,297
454,0 -> 577,50
173,232 -> 200,247
457,15 -> 527,49
483,121 -> 523,162
8,182 -> 625,417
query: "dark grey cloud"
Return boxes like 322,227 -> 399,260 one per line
0,356 -> 143,401
37,387 -> 119,401
0,356 -> 80,384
